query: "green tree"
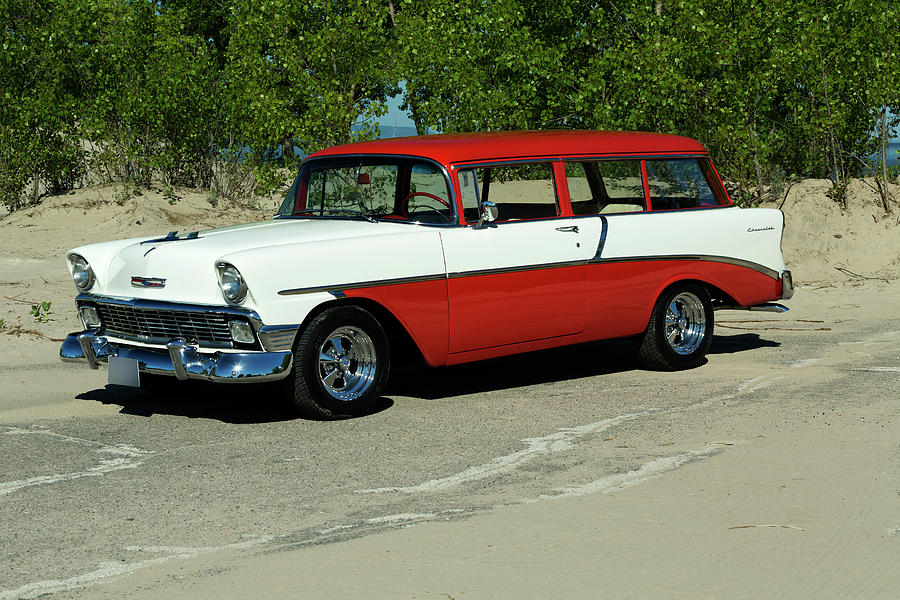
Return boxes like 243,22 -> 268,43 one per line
396,0 -> 578,133
226,0 -> 399,163
81,0 -> 222,188
0,0 -> 92,210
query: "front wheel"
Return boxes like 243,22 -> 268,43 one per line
637,283 -> 714,371
284,306 -> 390,419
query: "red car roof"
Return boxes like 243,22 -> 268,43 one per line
308,130 -> 708,165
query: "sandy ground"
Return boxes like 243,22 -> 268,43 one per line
0,181 -> 898,599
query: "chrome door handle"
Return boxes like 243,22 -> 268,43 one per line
555,225 -> 579,233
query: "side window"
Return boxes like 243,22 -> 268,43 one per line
457,162 -> 558,224
564,160 -> 645,215
646,159 -> 727,210
406,162 -> 452,223
458,169 -> 481,223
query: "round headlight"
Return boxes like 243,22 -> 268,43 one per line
70,254 -> 95,291
217,263 -> 247,303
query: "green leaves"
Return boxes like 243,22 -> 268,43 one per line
30,301 -> 52,323
0,0 -> 896,212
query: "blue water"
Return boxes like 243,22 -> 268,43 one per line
866,141 -> 899,169
886,142 -> 900,167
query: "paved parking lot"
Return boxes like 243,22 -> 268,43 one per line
2,281 -> 898,599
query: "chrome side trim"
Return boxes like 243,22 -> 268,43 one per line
278,273 -> 446,296
590,254 -> 781,280
278,254 -> 780,297
258,324 -> 300,352
60,330 -> 293,383
447,260 -> 586,279
594,216 -> 608,259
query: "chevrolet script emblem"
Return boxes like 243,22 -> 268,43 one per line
131,277 -> 167,289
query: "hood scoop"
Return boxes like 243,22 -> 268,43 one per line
141,231 -> 201,245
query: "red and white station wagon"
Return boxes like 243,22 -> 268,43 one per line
61,131 -> 793,418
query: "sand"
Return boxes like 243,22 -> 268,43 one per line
0,180 -> 897,599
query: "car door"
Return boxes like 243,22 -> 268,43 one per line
441,161 -> 593,354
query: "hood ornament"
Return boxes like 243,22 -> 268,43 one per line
131,277 -> 167,289
140,231 -> 200,245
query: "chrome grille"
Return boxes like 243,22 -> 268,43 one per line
96,303 -> 233,346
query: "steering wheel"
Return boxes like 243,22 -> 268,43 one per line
400,192 -> 452,221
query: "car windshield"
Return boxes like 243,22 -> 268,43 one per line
277,158 -> 453,224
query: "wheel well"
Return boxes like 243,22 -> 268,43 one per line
660,279 -> 737,309
295,298 -> 427,367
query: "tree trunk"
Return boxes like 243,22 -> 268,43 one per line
282,134 -> 295,168
877,105 -> 893,214
749,117 -> 765,202
409,96 -> 426,136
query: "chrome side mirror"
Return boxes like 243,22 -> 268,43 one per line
476,201 -> 498,228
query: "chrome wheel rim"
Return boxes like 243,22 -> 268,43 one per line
664,292 -> 707,356
317,326 -> 378,401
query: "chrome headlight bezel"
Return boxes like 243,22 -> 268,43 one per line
216,262 -> 248,304
69,254 -> 95,291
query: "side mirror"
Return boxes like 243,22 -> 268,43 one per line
476,201 -> 498,228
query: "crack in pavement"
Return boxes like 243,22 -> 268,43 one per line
0,426 -> 153,496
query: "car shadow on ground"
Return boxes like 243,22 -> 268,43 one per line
387,332 -> 780,400
708,332 -> 780,355
76,381 -> 396,424
74,332 -> 777,420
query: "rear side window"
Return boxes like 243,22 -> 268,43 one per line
645,159 -> 729,210
565,160 -> 645,215
457,162 -> 558,224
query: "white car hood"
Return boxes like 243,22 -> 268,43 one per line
69,218 -> 437,306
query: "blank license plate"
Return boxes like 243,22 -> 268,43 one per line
108,356 -> 140,387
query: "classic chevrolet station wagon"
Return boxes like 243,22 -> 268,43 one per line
61,131 -> 793,418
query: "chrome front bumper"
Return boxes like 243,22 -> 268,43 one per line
60,330 -> 293,383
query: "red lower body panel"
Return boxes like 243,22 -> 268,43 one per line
446,265 -> 587,353
345,259 -> 782,367
584,260 -> 782,339
344,279 -> 449,367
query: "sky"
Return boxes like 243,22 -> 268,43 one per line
377,89 -> 416,135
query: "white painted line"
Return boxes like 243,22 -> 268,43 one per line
365,512 -> 438,525
356,409 -> 663,494
850,367 -> 900,373
0,536 -> 274,600
0,427 -> 153,496
736,376 -> 767,391
524,446 -> 724,503
782,358 -> 819,368
317,509 -> 467,536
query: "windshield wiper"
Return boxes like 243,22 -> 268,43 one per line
326,209 -> 377,223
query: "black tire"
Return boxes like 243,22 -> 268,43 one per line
637,283 -> 714,371
283,305 -> 390,419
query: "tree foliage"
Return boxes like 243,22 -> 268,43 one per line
0,0 -> 897,212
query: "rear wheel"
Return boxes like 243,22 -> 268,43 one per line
284,306 -> 390,419
637,283 -> 714,371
